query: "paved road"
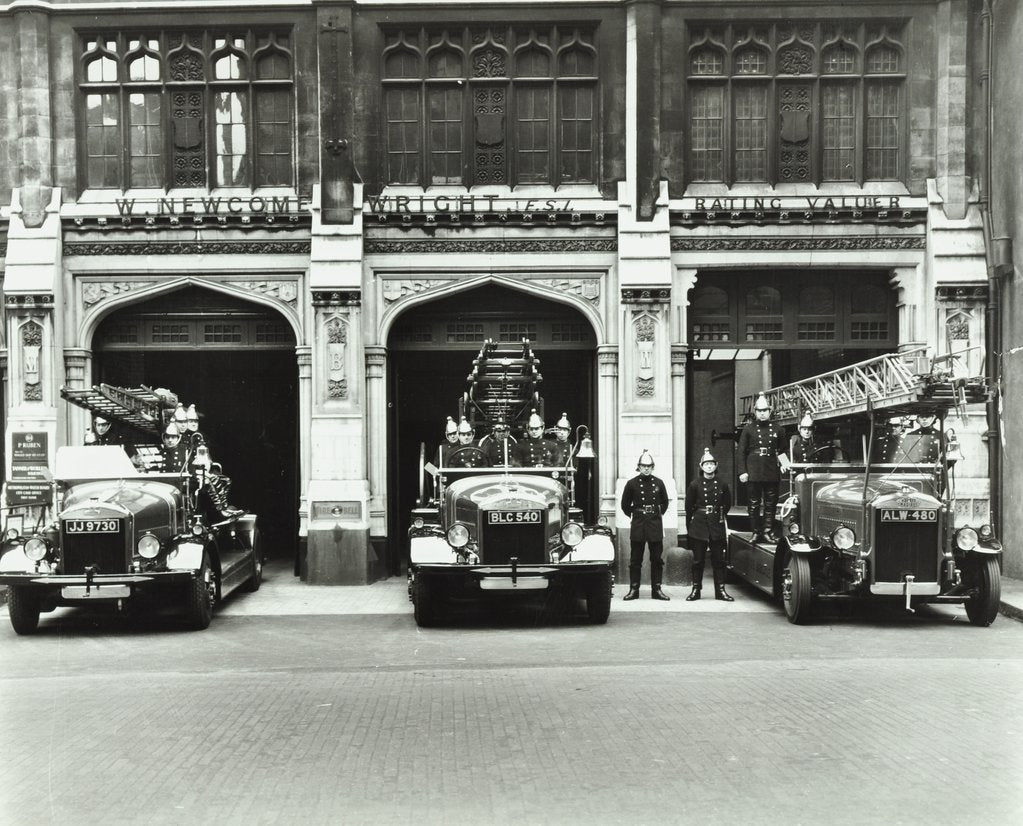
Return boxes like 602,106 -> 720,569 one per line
2,569 -> 1021,826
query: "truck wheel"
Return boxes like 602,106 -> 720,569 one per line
965,557 -> 1001,627
7,587 -> 40,635
242,529 -> 263,592
586,572 -> 613,624
413,573 -> 437,628
186,551 -> 216,630
783,552 -> 813,625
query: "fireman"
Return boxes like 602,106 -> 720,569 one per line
434,415 -> 459,466
514,409 -> 553,467
448,417 -> 489,468
183,404 -> 204,452
684,448 -> 733,602
737,393 -> 790,543
790,413 -> 827,464
85,415 -> 119,446
620,450 -> 671,601
907,411 -> 957,470
547,412 -> 573,466
159,421 -> 189,473
485,419 -> 519,467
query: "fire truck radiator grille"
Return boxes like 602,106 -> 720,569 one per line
479,516 -> 547,566
60,526 -> 129,575
872,516 -> 940,583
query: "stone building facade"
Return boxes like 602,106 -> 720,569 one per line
0,0 -> 1007,582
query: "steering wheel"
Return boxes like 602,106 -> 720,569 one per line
447,446 -> 489,467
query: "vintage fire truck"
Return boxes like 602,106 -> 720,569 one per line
726,347 -> 1001,625
407,340 -> 614,626
0,384 -> 262,634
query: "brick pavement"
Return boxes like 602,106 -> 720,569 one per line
1,607 -> 1021,825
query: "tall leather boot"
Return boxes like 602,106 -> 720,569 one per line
651,582 -> 670,601
623,583 -> 640,601
713,569 -> 734,602
687,564 -> 703,601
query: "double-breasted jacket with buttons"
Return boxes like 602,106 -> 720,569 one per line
620,474 -> 670,542
684,475 -> 732,542
737,420 -> 786,482
514,436 -> 554,467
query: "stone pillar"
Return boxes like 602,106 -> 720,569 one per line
891,265 -> 925,349
934,0 -> 970,220
596,345 -> 619,521
63,348 -> 91,445
364,344 -> 387,538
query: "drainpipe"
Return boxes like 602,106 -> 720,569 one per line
979,0 -> 1003,534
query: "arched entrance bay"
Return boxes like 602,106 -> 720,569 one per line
92,286 -> 299,560
385,283 -> 599,575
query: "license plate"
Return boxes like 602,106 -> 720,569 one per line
65,519 -> 120,533
487,510 -> 542,525
479,578 -> 548,590
880,509 -> 938,522
61,584 -> 131,599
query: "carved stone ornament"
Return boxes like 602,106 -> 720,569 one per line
634,314 -> 656,396
382,279 -> 453,303
671,236 -> 926,251
365,239 -> 617,254
82,281 -> 152,308
234,280 -> 299,306
531,278 -> 601,306
325,317 -> 348,399
21,320 -> 43,401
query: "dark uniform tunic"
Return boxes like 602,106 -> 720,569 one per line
485,438 -> 519,467
620,473 -> 670,587
547,439 -> 572,467
904,426 -> 942,463
791,434 -> 825,464
447,445 -> 490,468
684,474 -> 732,587
434,442 -> 457,467
737,419 -> 786,537
514,436 -> 553,467
159,443 -> 190,473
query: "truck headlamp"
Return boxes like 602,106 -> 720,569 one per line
446,523 -> 470,549
955,527 -> 979,551
561,523 -> 584,547
137,534 -> 161,559
4,527 -> 21,541
978,524 -> 993,540
24,537 -> 48,561
788,522 -> 801,536
413,517 -> 425,529
831,526 -> 856,550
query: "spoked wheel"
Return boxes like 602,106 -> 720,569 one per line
782,552 -> 813,625
7,587 -> 41,635
186,551 -> 217,630
585,571 -> 613,625
964,557 -> 1001,627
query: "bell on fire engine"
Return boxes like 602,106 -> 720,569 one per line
574,425 -> 596,459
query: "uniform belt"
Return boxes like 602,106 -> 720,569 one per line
639,505 -> 658,514
756,448 -> 772,457
703,506 -> 717,514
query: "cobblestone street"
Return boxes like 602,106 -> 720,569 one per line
2,562 -> 1022,825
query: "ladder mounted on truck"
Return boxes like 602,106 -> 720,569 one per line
61,384 -> 179,437
459,338 -> 543,432
737,347 -> 990,427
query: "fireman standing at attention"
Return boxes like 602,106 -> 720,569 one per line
620,450 -> 671,601
685,448 -> 733,602
737,393 -> 790,543
515,409 -> 553,467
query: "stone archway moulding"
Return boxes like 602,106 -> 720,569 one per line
375,271 -> 607,345
76,275 -> 304,349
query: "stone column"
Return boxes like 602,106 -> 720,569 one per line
596,345 -> 619,520
891,265 -> 925,349
364,344 -> 387,537
63,348 -> 91,445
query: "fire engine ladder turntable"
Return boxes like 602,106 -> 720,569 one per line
736,347 -> 990,428
61,384 -> 179,437
460,338 -> 544,432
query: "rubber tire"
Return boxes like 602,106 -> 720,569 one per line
186,551 -> 216,630
586,572 -> 613,624
783,552 -> 813,625
965,557 -> 1001,627
413,572 -> 437,628
242,529 -> 263,593
7,587 -> 41,635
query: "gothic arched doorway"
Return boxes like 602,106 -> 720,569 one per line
91,286 -> 299,559
385,283 -> 599,575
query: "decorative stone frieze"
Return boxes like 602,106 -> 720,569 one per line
365,238 -> 617,254
64,241 -> 312,256
622,288 -> 670,304
671,236 -> 925,251
312,290 -> 361,307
